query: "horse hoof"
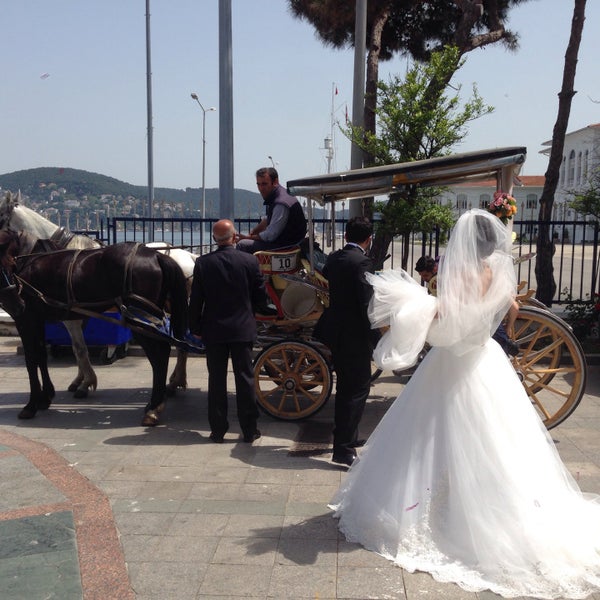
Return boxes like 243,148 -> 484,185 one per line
68,383 -> 78,393
165,383 -> 177,397
18,407 -> 37,419
141,411 -> 160,427
38,400 -> 51,410
73,389 -> 88,399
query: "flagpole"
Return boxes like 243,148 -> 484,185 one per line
325,83 -> 336,175
328,82 -> 336,249
330,83 -> 335,173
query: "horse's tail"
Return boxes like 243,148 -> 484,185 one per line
156,252 -> 188,339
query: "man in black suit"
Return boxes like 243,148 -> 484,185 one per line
314,216 -> 375,466
189,219 -> 271,444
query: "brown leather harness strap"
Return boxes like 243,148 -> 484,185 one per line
14,243 -> 164,318
66,249 -> 83,307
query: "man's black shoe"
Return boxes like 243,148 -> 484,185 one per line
332,450 -> 357,467
209,432 -> 225,443
243,430 -> 261,443
348,439 -> 366,448
255,303 -> 279,317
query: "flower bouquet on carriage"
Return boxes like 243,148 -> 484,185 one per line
488,191 -> 517,224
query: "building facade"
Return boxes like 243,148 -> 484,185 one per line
438,124 -> 600,242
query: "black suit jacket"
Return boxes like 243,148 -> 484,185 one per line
189,245 -> 268,345
314,244 -> 375,355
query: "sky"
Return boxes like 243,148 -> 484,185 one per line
2,1 -> 600,194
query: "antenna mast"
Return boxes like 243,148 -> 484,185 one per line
324,82 -> 336,174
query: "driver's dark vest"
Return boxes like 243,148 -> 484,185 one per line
265,187 -> 307,247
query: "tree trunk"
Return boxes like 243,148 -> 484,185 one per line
364,7 -> 390,163
535,0 -> 586,306
361,7 -> 391,222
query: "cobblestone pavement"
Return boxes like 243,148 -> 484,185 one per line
1,335 -> 600,600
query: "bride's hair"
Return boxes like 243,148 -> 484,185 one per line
475,214 -> 498,260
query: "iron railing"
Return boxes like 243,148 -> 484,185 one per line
96,216 -> 599,305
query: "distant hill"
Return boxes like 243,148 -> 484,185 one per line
0,167 -> 264,219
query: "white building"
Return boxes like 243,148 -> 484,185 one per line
438,174 -> 544,216
541,122 -> 600,213
438,125 -> 600,241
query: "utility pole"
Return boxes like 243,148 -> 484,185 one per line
349,0 -> 367,218
145,0 -> 154,240
219,0 -> 234,220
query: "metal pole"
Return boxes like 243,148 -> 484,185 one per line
202,110 -> 207,220
145,0 -> 154,240
191,94 -> 216,221
349,0 -> 367,218
219,0 -> 235,220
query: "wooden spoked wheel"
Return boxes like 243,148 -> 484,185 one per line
511,305 -> 587,430
254,341 -> 333,420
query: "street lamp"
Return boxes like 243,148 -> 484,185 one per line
191,93 -> 216,220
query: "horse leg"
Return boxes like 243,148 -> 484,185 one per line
63,320 -> 98,398
166,349 -> 188,396
135,335 -> 171,427
16,317 -> 54,419
37,338 -> 55,408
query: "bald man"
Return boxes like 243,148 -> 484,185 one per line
189,219 -> 271,443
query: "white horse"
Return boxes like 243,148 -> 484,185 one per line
0,191 -> 196,398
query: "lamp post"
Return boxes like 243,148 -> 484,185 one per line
191,93 -> 216,220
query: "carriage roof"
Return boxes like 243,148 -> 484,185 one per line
286,146 -> 527,203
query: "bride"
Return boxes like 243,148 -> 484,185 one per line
329,209 -> 600,599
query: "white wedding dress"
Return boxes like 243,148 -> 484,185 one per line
330,211 -> 600,599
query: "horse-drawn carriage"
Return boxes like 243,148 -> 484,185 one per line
249,147 -> 587,431
0,147 -> 587,430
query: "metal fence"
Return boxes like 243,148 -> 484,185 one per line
96,215 -> 599,305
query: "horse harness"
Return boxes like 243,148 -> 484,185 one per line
13,243 -> 165,322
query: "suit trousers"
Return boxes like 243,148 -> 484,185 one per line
205,341 -> 259,437
331,346 -> 372,453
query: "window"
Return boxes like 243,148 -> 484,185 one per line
479,194 -> 490,209
577,151 -> 582,185
457,194 -> 468,209
568,149 -> 575,186
526,194 -> 537,210
584,149 -> 589,180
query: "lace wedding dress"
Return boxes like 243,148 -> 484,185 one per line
330,210 -> 600,599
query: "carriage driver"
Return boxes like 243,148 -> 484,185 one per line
236,167 -> 307,253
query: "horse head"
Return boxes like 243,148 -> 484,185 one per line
0,228 -> 25,318
0,190 -> 18,231
0,191 -> 62,242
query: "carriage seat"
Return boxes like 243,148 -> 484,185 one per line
254,246 -> 301,291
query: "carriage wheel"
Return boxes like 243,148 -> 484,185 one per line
511,305 -> 587,429
254,341 -> 332,420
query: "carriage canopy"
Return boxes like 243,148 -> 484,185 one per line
286,146 -> 527,204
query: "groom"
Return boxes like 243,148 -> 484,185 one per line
314,216 -> 376,466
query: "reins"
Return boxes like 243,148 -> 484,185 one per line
13,243 -> 165,318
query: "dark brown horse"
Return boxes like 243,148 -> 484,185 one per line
0,241 -> 188,423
